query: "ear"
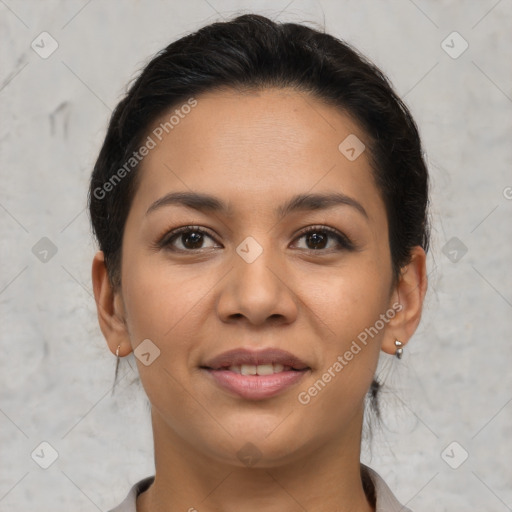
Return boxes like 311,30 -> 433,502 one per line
381,246 -> 428,355
91,251 -> 132,357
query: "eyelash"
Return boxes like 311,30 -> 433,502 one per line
156,225 -> 355,253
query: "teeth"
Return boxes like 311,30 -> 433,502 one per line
255,364 -> 273,375
240,364 -> 256,375
228,364 -> 287,375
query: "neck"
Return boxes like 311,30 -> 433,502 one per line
137,407 -> 375,512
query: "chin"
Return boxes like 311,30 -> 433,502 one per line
209,425 -> 310,468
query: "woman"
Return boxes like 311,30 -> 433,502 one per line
89,13 -> 428,512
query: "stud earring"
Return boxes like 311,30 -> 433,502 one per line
394,339 -> 404,359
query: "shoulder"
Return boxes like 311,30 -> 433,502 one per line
107,475 -> 155,512
361,464 -> 414,512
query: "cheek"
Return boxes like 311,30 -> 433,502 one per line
307,258 -> 391,343
296,257 -> 390,408
121,248 -> 205,342
119,255 -> 208,419
295,283 -> 385,438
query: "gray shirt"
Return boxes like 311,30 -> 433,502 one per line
107,464 -> 412,512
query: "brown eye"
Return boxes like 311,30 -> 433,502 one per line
159,226 -> 219,251
305,231 -> 328,250
178,231 -> 205,249
293,226 -> 354,252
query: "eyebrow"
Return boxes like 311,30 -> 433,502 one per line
145,191 -> 368,220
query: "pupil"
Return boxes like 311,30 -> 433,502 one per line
308,232 -> 326,249
184,231 -> 203,248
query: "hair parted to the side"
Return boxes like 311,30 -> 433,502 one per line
88,13 -> 430,420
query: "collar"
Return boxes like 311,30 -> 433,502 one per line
108,464 -> 412,512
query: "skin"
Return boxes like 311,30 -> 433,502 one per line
92,87 -> 427,512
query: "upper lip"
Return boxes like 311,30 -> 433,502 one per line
202,348 -> 310,370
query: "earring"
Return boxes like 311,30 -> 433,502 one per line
112,345 -> 121,395
394,339 -> 404,359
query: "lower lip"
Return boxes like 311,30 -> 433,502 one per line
203,368 -> 308,400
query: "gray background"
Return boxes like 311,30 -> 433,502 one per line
1,0 -> 511,511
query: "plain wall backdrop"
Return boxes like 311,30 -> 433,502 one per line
1,1 -> 511,511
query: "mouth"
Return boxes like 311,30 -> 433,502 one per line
200,348 -> 310,401
215,363 -> 303,375
202,347 -> 309,371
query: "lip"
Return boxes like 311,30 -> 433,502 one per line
200,348 -> 311,401
202,348 -> 309,370
203,368 -> 309,400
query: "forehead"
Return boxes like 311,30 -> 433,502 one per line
132,87 -> 385,225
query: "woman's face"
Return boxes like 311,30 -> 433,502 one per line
115,87 -> 404,465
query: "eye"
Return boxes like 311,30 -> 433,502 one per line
158,226 -> 220,252
292,225 -> 354,252
156,224 -> 354,253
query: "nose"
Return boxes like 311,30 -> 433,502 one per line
216,238 -> 299,327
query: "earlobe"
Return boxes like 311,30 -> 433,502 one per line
381,246 -> 428,355
91,251 -> 131,356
